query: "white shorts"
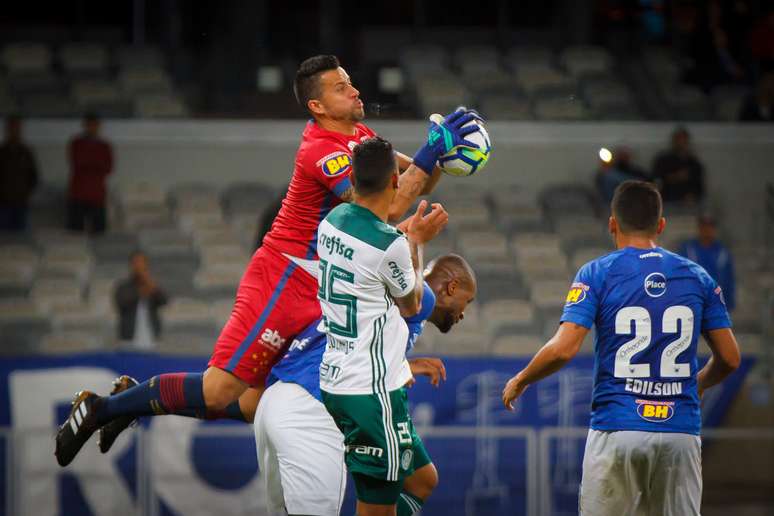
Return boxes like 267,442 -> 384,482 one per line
254,380 -> 347,516
580,429 -> 702,516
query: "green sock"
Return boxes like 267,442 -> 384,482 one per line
397,492 -> 424,515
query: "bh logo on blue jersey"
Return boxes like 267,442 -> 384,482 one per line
636,399 -> 675,422
644,272 -> 667,298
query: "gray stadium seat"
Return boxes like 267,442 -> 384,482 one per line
20,93 -> 79,117
59,43 -> 109,77
504,45 -> 554,71
533,97 -> 590,121
222,182 -> 275,217
560,45 -> 614,77
666,85 -> 712,121
479,95 -> 533,121
491,333 -> 544,357
1,42 -> 52,74
135,93 -> 190,118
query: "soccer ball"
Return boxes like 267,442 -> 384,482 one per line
432,115 -> 491,177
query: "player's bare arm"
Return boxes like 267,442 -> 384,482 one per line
388,159 -> 443,222
698,328 -> 741,397
394,200 -> 448,317
502,322 -> 589,410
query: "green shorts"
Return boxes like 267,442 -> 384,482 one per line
322,387 -> 418,504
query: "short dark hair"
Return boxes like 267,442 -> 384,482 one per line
611,180 -> 663,234
293,55 -> 340,111
352,137 -> 396,196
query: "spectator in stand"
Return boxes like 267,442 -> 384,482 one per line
67,113 -> 113,234
115,251 -> 169,349
740,71 -> 774,121
651,126 -> 705,207
0,115 -> 38,232
679,214 -> 736,311
595,145 -> 650,204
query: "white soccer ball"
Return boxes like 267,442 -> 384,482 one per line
431,115 -> 492,177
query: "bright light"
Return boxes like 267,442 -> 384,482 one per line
599,147 -> 613,163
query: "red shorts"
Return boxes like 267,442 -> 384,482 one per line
208,245 -> 320,386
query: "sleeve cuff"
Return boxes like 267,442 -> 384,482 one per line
702,317 -> 732,331
560,311 -> 594,329
332,177 -> 352,198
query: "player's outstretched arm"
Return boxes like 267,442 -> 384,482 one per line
394,201 -> 449,317
698,328 -> 741,397
388,152 -> 442,222
388,108 -> 482,222
502,323 -> 589,410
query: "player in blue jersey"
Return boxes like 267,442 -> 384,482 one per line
502,180 -> 741,516
254,254 -> 476,516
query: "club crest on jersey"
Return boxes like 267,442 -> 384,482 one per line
636,399 -> 675,422
565,282 -> 589,305
644,272 -> 667,298
318,151 -> 351,177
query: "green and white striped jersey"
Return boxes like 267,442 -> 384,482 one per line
317,203 -> 415,395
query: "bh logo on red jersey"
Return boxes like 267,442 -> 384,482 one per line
261,328 -> 286,350
319,151 -> 352,177
636,399 -> 675,422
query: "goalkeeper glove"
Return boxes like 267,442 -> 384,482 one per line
412,107 -> 484,175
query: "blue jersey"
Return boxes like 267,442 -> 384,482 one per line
560,246 -> 732,435
268,282 -> 436,401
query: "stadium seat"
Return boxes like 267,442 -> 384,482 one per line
478,95 -> 533,121
515,64 -> 575,98
464,70 -> 519,97
222,182 -> 275,217
504,45 -> 554,71
457,230 -> 510,260
665,85 -> 712,121
414,74 -> 471,116
533,97 -> 590,121
157,331 -> 216,356
20,93 -> 79,117
482,299 -> 537,335
40,331 -> 105,354
446,203 -> 492,232
59,43 -> 109,77
1,42 -> 52,74
92,232 -> 139,263
712,84 -> 749,122
560,45 -> 614,77
570,246 -> 611,271
491,333 -> 544,357
210,298 -> 235,329
71,79 -> 132,116
31,278 -> 84,311
116,45 -> 165,71
135,92 -> 190,118
162,298 -> 215,331
193,267 -> 241,298
400,44 -> 449,77
455,45 -> 501,75
529,279 -> 569,311
120,67 -> 173,96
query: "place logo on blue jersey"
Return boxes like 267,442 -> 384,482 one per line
643,272 -> 667,298
636,399 -> 675,422
318,151 -> 352,177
